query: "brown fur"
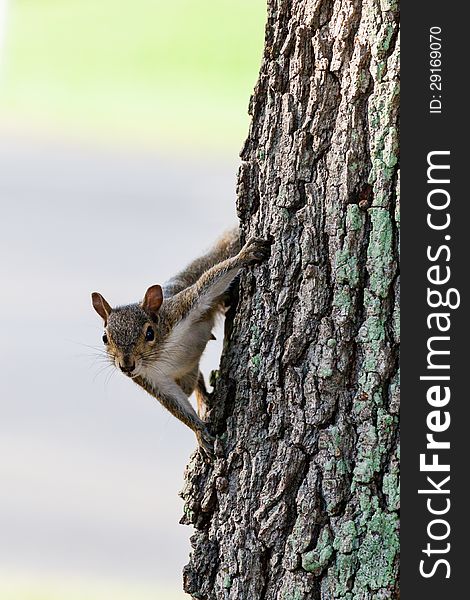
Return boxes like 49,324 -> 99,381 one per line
163,228 -> 240,297
91,230 -> 270,457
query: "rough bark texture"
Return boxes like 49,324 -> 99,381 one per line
181,1 -> 400,599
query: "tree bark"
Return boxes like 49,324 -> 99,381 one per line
181,1 -> 400,599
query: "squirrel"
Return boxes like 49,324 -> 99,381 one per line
91,228 -> 270,457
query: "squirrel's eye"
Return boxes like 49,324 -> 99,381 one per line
145,326 -> 155,342
102,333 -> 108,344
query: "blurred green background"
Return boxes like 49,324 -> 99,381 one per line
0,0 -> 265,151
0,1 -> 265,598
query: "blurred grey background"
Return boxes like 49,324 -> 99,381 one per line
0,2 -> 265,597
0,134 -> 237,599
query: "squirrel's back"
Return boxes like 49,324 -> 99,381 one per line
163,227 -> 240,297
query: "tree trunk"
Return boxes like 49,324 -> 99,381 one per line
181,1 -> 400,599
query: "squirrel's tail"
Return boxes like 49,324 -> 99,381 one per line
163,226 -> 240,297
210,226 -> 241,262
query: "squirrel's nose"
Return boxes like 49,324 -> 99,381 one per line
120,362 -> 136,374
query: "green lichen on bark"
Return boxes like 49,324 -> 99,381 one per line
355,510 -> 399,591
367,208 -> 395,298
382,472 -> 400,512
302,528 -> 334,575
182,1 -> 400,599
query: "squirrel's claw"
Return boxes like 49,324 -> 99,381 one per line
240,237 -> 271,265
196,426 -> 215,461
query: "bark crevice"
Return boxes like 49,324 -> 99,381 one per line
181,1 -> 400,598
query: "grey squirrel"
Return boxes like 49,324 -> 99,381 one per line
91,228 -> 270,457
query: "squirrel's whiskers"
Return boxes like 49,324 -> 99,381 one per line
91,228 -> 270,458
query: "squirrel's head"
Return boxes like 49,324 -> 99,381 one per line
91,285 -> 163,378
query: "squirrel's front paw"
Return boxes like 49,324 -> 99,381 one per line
239,237 -> 271,265
196,426 -> 215,461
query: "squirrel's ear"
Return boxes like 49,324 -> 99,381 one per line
142,284 -> 163,317
91,292 -> 112,324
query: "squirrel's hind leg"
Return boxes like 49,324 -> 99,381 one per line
195,371 -> 210,421
176,368 -> 210,421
